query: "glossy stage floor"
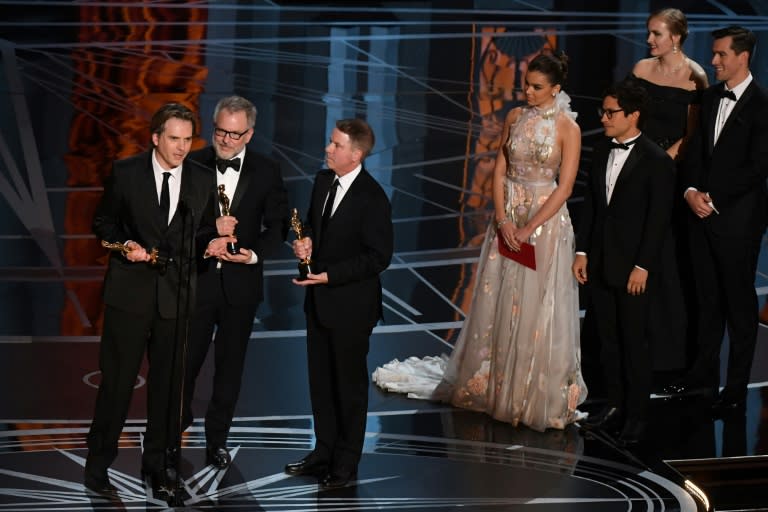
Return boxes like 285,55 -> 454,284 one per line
1,1 -> 768,511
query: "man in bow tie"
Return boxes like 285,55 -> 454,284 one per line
672,26 -> 768,414
573,78 -> 675,446
183,96 -> 289,470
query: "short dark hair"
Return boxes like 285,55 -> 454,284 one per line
712,25 -> 756,62
527,51 -> 569,88
213,95 -> 257,129
149,103 -> 196,142
648,8 -> 689,46
336,118 -> 375,158
603,77 -> 649,129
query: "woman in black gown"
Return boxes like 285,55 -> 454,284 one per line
631,8 -> 708,376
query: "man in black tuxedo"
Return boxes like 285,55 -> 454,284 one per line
285,118 -> 393,488
672,26 -> 768,413
183,95 -> 289,469
86,103 -> 224,498
573,78 -> 675,446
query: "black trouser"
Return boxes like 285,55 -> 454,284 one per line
184,271 -> 257,448
87,305 -> 182,475
306,312 -> 371,472
590,273 -> 653,423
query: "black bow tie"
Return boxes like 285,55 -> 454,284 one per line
216,157 -> 241,174
716,87 -> 737,101
610,139 -> 637,151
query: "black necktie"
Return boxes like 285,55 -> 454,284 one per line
159,172 -> 170,223
216,157 -> 241,174
321,178 -> 339,231
716,87 -> 737,101
610,139 -> 637,151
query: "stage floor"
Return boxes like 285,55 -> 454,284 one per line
1,260 -> 767,510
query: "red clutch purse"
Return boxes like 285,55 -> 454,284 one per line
497,230 -> 536,270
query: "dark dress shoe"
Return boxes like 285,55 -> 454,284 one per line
142,466 -> 180,501
617,421 -> 646,447
84,472 -> 117,496
285,453 -> 329,476
206,446 -> 232,470
712,396 -> 746,417
582,406 -> 623,434
659,381 -> 686,396
660,381 -> 713,398
321,469 -> 357,489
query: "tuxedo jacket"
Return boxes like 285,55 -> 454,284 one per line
304,168 -> 393,330
681,80 -> 768,238
188,147 -> 289,306
576,134 -> 675,288
93,150 -> 217,319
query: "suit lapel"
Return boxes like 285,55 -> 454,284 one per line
716,81 -> 755,147
190,148 -> 222,215
169,163 -> 197,229
595,145 -> 610,206
331,169 -> 364,222
140,162 -> 168,232
313,170 -> 335,240
230,154 -> 251,212
705,88 -> 719,153
610,139 -> 645,205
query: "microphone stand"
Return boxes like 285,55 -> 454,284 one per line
164,199 -> 194,506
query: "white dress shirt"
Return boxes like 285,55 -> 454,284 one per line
606,134 -> 641,204
215,149 -> 258,264
324,164 -> 362,217
714,73 -> 752,144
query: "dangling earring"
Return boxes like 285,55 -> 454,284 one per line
673,44 -> 679,54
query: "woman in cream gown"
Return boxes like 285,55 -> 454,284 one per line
374,53 -> 587,431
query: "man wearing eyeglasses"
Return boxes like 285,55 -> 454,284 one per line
573,77 -> 675,447
183,95 -> 289,470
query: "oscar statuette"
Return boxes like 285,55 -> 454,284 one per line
101,240 -> 164,266
217,184 -> 240,255
290,208 -> 313,281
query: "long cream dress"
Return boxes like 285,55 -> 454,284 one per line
373,92 -> 587,431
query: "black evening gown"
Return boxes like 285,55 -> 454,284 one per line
635,76 -> 698,372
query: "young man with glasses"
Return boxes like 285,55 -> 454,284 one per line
573,77 -> 675,447
183,95 -> 289,470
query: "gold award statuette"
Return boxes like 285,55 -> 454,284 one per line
101,240 -> 159,265
290,208 -> 313,280
217,184 -> 240,255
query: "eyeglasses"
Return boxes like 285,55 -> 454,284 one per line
213,126 -> 250,140
597,107 -> 625,120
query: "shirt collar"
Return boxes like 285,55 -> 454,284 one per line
611,133 -> 641,146
725,73 -> 752,100
232,148 -> 246,169
335,164 -> 362,190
